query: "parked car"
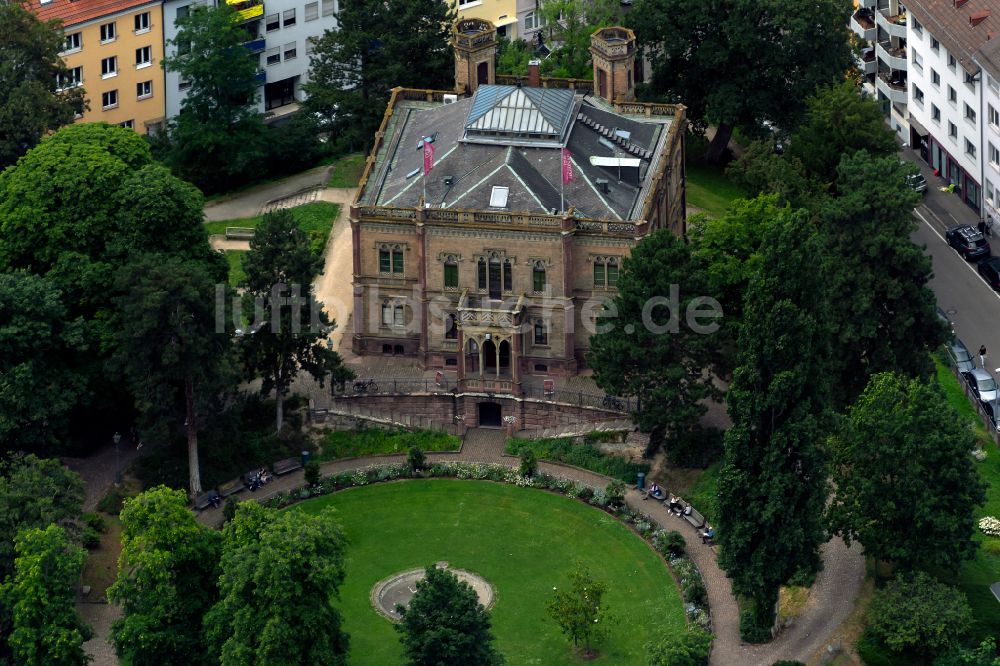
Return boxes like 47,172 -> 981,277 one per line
980,400 -> 1000,432
977,256 -> 1000,289
907,172 -> 928,194
946,224 -> 990,260
948,340 -> 975,373
962,368 -> 999,403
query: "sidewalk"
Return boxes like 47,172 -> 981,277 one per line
203,166 -> 332,221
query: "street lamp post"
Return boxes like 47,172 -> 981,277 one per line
113,431 -> 122,485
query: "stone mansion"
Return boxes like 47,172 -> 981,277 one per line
348,20 -> 686,411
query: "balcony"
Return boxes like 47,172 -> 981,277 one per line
254,69 -> 266,84
457,290 -> 524,329
227,0 -> 264,23
245,38 -> 265,54
857,47 -> 877,76
875,8 -> 908,40
876,74 -> 907,105
851,9 -> 876,42
876,41 -> 907,71
857,0 -> 876,7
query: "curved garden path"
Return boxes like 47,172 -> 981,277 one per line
195,429 -> 865,665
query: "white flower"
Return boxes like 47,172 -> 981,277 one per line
979,516 -> 1000,537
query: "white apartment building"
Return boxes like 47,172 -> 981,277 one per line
905,0 -> 994,214
975,39 -> 1000,225
163,0 -> 336,119
850,0 -> 910,140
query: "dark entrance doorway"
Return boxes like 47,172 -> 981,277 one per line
265,78 -> 295,110
483,339 -> 497,373
477,61 -> 489,86
597,68 -> 607,99
498,340 -> 510,371
478,402 -> 501,428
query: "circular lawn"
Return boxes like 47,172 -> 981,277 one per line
291,479 -> 686,664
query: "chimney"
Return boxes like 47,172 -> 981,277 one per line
955,0 -> 969,8
971,10 -> 990,26
527,59 -> 541,88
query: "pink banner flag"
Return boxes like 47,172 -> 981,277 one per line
561,147 -> 573,184
423,139 -> 435,176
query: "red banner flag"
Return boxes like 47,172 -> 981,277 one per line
561,147 -> 573,184
423,139 -> 435,176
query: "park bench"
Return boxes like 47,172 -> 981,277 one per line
224,227 -> 255,241
682,503 -> 706,530
217,477 -> 246,498
193,491 -> 221,511
273,457 -> 303,476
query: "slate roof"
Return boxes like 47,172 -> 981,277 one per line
465,86 -> 576,140
906,0 -> 999,75
976,30 -> 1000,79
364,86 -> 672,221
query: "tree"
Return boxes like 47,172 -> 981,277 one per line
1,525 -> 90,666
0,454 -> 85,579
645,626 -> 713,666
820,151 -> 947,405
160,3 -> 266,193
546,565 -> 610,656
725,141 -> 822,210
109,254 -> 232,497
933,638 -> 1000,666
867,572 -> 972,660
538,0 -> 624,78
0,1 -> 86,169
715,210 -> 832,641
108,487 -> 221,666
303,0 -> 455,149
395,565 -> 503,666
588,230 -> 719,460
827,373 -> 986,573
204,502 -> 349,666
629,0 -> 854,161
240,209 -> 351,432
788,81 -> 897,183
0,272 -> 86,454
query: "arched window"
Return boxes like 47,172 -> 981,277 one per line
593,256 -> 621,288
478,257 -> 488,290
378,244 -> 404,274
532,261 -> 546,293
381,300 -> 393,326
607,257 -> 619,286
503,258 -> 512,292
534,319 -> 548,345
445,313 -> 458,340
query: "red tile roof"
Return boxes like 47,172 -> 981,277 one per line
907,0 -> 1000,74
32,0 -> 155,28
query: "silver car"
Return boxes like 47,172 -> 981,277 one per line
963,368 -> 999,403
948,340 -> 975,373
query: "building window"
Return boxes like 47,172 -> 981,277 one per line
266,13 -> 279,31
990,75 -> 1000,93
265,47 -> 280,66
378,244 -> 404,274
988,180 -> 995,205
445,314 -> 457,340
913,85 -> 924,105
532,261 -> 546,293
136,80 -> 152,99
503,259 -> 512,292
100,22 -> 116,43
948,86 -> 957,104
305,1 -> 318,21
444,258 -> 458,289
134,12 -> 150,33
176,5 -> 189,20
949,122 -> 958,139
136,46 -> 152,68
912,51 -> 922,71
101,56 -> 117,78
322,0 -> 335,16
283,8 -> 296,26
948,53 -> 957,71
102,89 -> 118,110
394,305 -> 405,327
966,71 -> 977,87
932,104 -> 941,123
63,32 -> 81,53
477,254 -> 512,298
534,319 -> 548,345
178,78 -> 191,91
593,257 -> 620,288
990,142 -> 999,167
931,69 -> 939,87
990,104 -> 1000,128
966,103 -> 977,125
524,10 -> 544,31
283,42 -> 296,60
967,139 -> 977,158
381,302 -> 392,326
931,37 -> 940,52
57,66 -> 83,90
911,15 -> 922,35
478,258 -> 487,291
305,37 -> 315,57
118,119 -> 134,129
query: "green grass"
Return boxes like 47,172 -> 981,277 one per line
685,161 -> 746,218
203,202 -> 340,256
933,358 -> 1000,641
291,480 -> 685,664
327,153 -> 366,188
224,251 -> 246,289
505,438 -> 649,483
684,461 -> 721,525
317,427 -> 460,460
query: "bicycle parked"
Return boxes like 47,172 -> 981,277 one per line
602,395 -> 626,411
352,378 -> 379,393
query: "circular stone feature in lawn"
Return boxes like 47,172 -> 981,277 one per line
371,563 -> 494,621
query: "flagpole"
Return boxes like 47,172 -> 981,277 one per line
422,136 -> 427,206
560,172 -> 564,214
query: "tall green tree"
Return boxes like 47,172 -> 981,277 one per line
240,209 -> 351,432
109,254 -> 232,497
0,0 -> 86,169
303,0 -> 455,149
827,373 -> 986,573
788,81 -> 898,183
0,272 -> 86,454
588,230 -> 719,461
629,0 -> 854,160
396,565 -> 503,666
204,502 -> 349,666
1,525 -> 90,666
820,151 -> 946,406
538,0 -> 623,78
546,565 -> 610,657
716,210 -> 832,641
0,454 -> 84,579
108,487 -> 221,666
161,3 -> 266,193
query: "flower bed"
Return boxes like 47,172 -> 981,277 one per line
980,516 -> 1000,537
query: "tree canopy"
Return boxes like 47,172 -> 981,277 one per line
537,0 -> 623,79
0,0 -> 86,170
546,565 -> 610,655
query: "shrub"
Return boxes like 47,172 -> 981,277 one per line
304,460 -> 321,487
983,540 -> 1000,556
683,577 -> 707,607
519,449 -> 538,477
505,437 -> 649,483
653,530 -> 687,558
82,512 -> 107,534
979,516 -> 1000,537
81,527 -> 101,549
739,602 -> 773,644
223,498 -> 238,524
645,626 -> 713,666
96,486 -> 134,516
605,480 -> 626,508
407,446 -> 426,472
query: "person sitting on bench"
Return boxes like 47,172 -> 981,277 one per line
682,504 -> 692,517
700,524 -> 715,544
648,483 -> 664,499
666,495 -> 683,515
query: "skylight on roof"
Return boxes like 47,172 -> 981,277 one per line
489,186 -> 509,208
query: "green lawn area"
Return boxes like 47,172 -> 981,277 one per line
327,153 -> 366,188
505,437 -> 649,483
292,480 -> 685,665
934,358 -> 1000,641
204,202 -> 340,256
317,428 -> 460,461
224,251 -> 246,289
685,161 -> 746,218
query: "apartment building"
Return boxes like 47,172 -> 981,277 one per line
974,39 -> 1000,226
850,0 -> 910,139
905,0 -> 995,214
452,0 -> 520,40
163,0 -> 336,118
35,0 -> 167,133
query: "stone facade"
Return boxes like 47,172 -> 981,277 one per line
452,18 -> 497,95
590,27 -> 637,103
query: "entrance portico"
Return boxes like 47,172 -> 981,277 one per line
456,290 -> 524,395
